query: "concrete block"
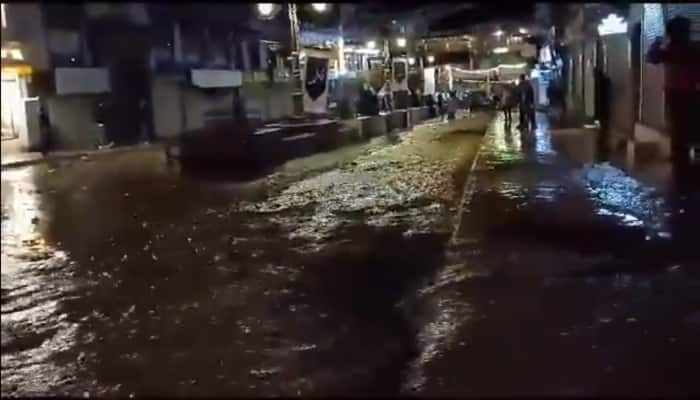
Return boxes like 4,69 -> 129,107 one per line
250,127 -> 284,164
358,115 -> 387,138
386,110 -> 408,132
392,90 -> 410,110
408,106 -> 429,127
282,132 -> 318,159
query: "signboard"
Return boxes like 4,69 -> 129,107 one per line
55,67 -> 110,95
190,69 -> 242,88
303,48 -> 331,114
423,67 -> 436,95
598,13 -> 628,36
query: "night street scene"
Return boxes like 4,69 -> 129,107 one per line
2,2 -> 699,397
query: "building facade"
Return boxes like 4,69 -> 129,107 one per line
559,3 -> 699,160
2,3 -> 295,152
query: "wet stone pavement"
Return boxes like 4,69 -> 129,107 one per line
2,111 -> 699,397
1,115 -> 487,397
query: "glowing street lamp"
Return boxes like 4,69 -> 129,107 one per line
518,27 -> 528,34
366,40 -> 376,49
396,37 -> 407,48
408,57 -> 415,65
311,3 -> 328,13
427,55 -> 435,63
493,29 -> 504,38
256,3 -> 275,17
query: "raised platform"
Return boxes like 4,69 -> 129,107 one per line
174,108 -> 433,175
175,116 -> 353,173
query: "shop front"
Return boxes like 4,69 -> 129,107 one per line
1,44 -> 41,151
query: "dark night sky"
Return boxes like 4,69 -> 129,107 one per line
428,3 -> 536,31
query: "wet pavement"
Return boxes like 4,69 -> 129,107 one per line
407,114 -> 700,396
2,111 -> 699,397
1,114 -> 487,397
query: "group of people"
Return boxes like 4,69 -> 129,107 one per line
493,74 -> 537,131
436,92 -> 461,121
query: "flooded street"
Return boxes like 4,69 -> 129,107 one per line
2,112 -> 699,397
2,115 -> 486,397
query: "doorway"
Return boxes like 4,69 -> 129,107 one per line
89,23 -> 154,145
1,72 -> 24,141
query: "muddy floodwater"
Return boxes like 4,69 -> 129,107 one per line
2,113 -> 699,397
1,116 -> 486,397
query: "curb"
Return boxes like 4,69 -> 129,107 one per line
449,116 -> 496,244
1,143 -> 165,170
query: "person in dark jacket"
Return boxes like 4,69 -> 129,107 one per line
517,74 -> 536,131
437,93 -> 445,121
38,105 -> 51,154
501,83 -> 516,125
426,94 -> 437,118
647,16 -> 700,169
647,16 -> 700,264
359,83 -> 379,116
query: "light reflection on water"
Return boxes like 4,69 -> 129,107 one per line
2,167 -> 79,395
577,163 -> 671,236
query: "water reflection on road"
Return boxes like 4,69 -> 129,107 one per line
407,114 -> 700,397
1,119 -> 484,397
2,112 -> 699,397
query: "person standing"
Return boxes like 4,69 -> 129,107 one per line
447,91 -> 459,120
138,97 -> 154,145
517,74 -> 536,131
501,83 -> 515,125
437,93 -> 445,121
647,16 -> 699,264
426,94 -> 437,118
647,16 -> 700,170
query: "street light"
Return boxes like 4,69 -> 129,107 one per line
256,3 -> 275,17
493,29 -> 504,37
427,55 -> 435,63
519,27 -> 528,34
311,3 -> 328,12
408,57 -> 415,65
396,37 -> 407,48
255,2 -> 333,117
366,40 -> 376,49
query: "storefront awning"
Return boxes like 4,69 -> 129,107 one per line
1,63 -> 33,77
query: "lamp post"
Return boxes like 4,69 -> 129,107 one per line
287,3 -> 304,117
286,3 -> 331,117
256,3 -> 325,117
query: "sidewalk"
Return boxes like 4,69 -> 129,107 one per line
410,112 -> 700,397
452,111 -> 696,274
1,142 -> 166,169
